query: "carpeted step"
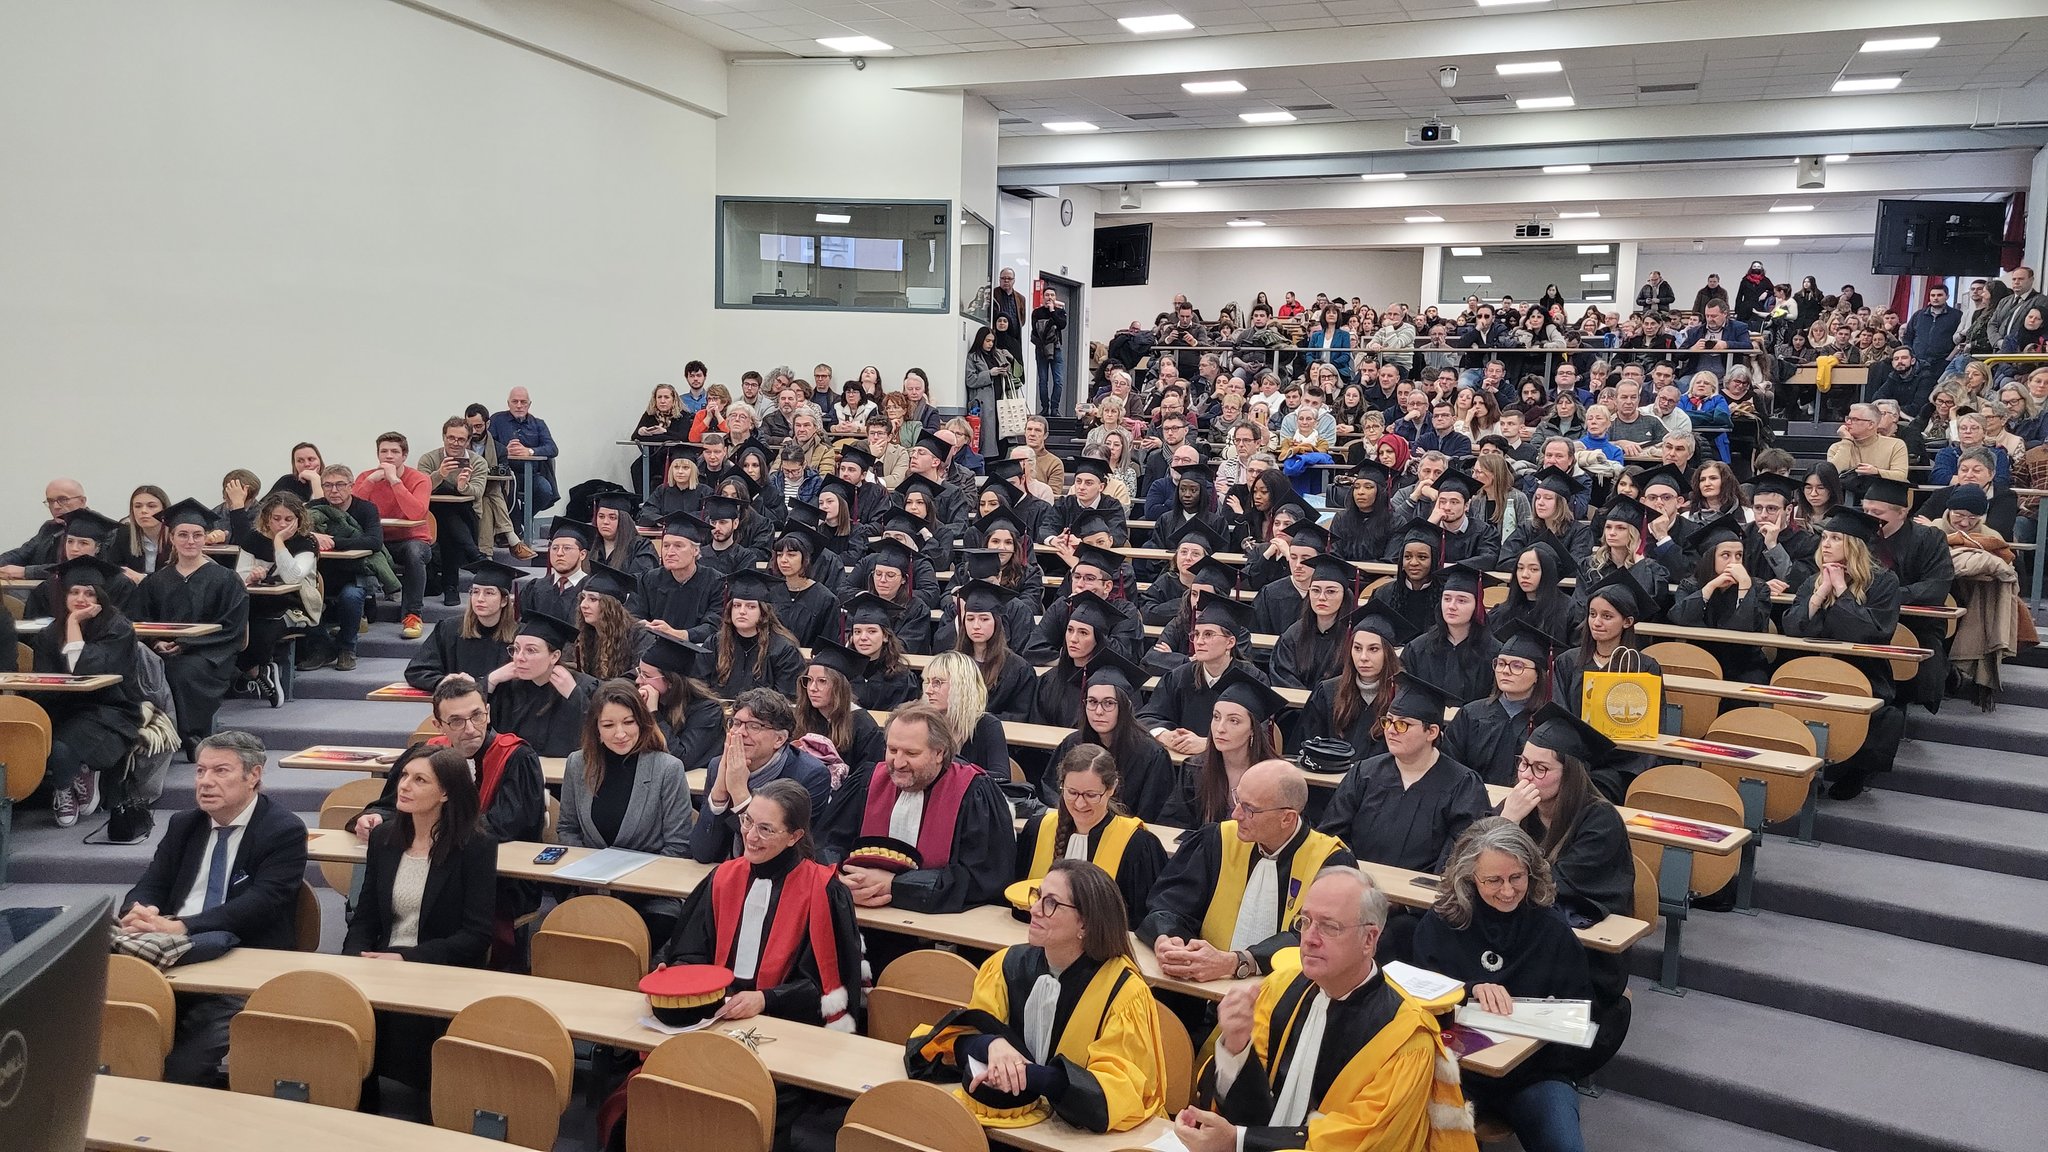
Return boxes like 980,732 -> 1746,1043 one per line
1992,662 -> 2048,709
1750,840 -> 2048,964
1810,789 -> 2048,880
358,633 -> 428,660
1574,1091 -> 1835,1152
1627,908 -> 2048,1072
211,696 -> 428,751
1883,739 -> 2048,814
1902,700 -> 2048,756
289,656 -> 414,702
1604,981 -> 2048,1152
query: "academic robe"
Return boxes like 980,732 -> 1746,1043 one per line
32,613 -> 144,771
1873,522 -> 1953,707
489,673 -> 597,758
709,632 -> 804,699
1549,648 -> 1665,800
953,712 -> 1010,779
1013,811 -> 1167,931
1252,577 -> 1306,638
1137,658 -> 1264,736
1330,507 -> 1396,565
934,588 -> 1041,660
852,658 -> 922,712
135,560 -> 250,742
1299,679 -> 1389,764
1270,616 -> 1347,691
822,758 -> 1017,914
631,566 -> 724,644
1318,752 -> 1490,873
1138,821 -> 1354,973
1669,580 -> 1773,682
907,948 -> 1167,1134
1137,571 -> 1194,627
403,621 -> 510,692
1485,592 -> 1572,648
1412,901 -> 1596,1095
593,532 -> 657,579
974,648 -> 1038,722
772,580 -> 841,649
1514,801 -> 1635,1016
1034,596 -> 1147,667
1399,627 -> 1502,707
1040,496 -> 1130,546
515,572 -> 583,624
660,696 -> 726,769
1781,569 -> 1903,702
1042,730 -> 1177,825
1200,959 -> 1476,1152
899,477 -> 975,530
660,848 -> 867,1029
1415,514 -> 1499,571
1367,580 -> 1436,643
1441,696 -> 1540,787
699,542 -> 764,579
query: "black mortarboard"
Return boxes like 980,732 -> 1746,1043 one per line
770,521 -> 827,558
1436,558 -> 1493,598
1079,645 -> 1144,695
877,508 -> 929,540
549,518 -> 595,549
465,558 -> 523,592
1071,542 -> 1125,579
1526,701 -> 1616,765
1170,519 -> 1230,556
724,570 -> 774,603
866,536 -> 920,576
1287,521 -> 1332,552
1175,461 -> 1215,489
895,475 -> 946,509
1397,516 -> 1444,552
60,508 -> 120,540
162,499 -> 213,530
1582,566 -> 1646,618
817,478 -> 859,515
1498,619 -> 1564,666
1601,496 -> 1651,534
517,610 -> 577,650
845,591 -> 903,629
1069,457 -> 1110,480
1187,557 -> 1240,594
1387,671 -> 1453,726
54,555 -> 124,590
583,561 -> 636,603
1347,461 -> 1392,490
1533,466 -> 1584,500
1433,469 -> 1480,500
1070,510 -> 1116,542
699,495 -> 744,525
1478,434 -> 1512,454
1692,511 -> 1748,552
1351,601 -> 1409,640
1213,667 -> 1289,724
807,637 -> 865,680
1819,506 -> 1883,542
980,478 -> 1017,508
1748,473 -> 1801,505
975,510 -> 1029,546
592,490 -> 640,518
1862,477 -> 1913,508
660,512 -> 713,544
1065,591 -> 1120,637
959,548 -> 1006,581
912,431 -> 951,460
785,500 -> 824,528
961,579 -> 1020,615
1191,589 -> 1254,633
837,444 -> 878,474
719,469 -> 760,498
1305,553 -> 1359,590
1637,465 -> 1687,495
985,456 -> 1026,483
641,633 -> 708,677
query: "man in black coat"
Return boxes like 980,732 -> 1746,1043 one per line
118,731 -> 307,1086
0,477 -> 89,580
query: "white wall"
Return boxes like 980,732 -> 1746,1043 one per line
0,0 -> 716,543
1636,249 -> 1892,311
1087,245 -> 1426,347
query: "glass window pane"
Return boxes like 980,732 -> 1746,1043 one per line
720,198 -> 950,312
1440,243 -> 1618,309
960,210 -> 993,325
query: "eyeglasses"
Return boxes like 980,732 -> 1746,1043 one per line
1515,757 -> 1558,779
738,814 -> 789,838
1062,788 -> 1107,804
1382,717 -> 1428,736
729,719 -> 776,734
1492,658 -> 1536,676
1082,696 -> 1119,712
440,710 -> 489,731
1230,792 -> 1289,819
1290,914 -> 1368,938
1026,887 -> 1077,917
1477,872 -> 1529,890
800,674 -> 834,688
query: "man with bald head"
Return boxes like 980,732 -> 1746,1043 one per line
1,478 -> 88,579
489,387 -> 560,537
1142,759 -> 1355,982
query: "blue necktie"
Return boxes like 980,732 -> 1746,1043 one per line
202,826 -> 234,911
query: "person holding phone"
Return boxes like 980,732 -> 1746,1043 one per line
419,416 -> 488,607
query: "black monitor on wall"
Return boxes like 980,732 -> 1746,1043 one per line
1872,199 -> 2006,277
0,899 -> 112,1152
1093,223 -> 1153,288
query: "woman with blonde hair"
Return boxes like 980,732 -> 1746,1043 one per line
920,650 -> 1010,776
633,382 -> 684,445
645,454 -> 703,520
1781,505 -> 1903,798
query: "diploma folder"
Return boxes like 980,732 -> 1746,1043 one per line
549,847 -> 660,885
1454,998 -> 1598,1047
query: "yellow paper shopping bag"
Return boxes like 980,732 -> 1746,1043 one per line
1581,647 -> 1662,742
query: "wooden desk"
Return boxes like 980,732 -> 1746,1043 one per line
380,519 -> 427,531
0,672 -> 120,692
1662,675 -> 1882,716
245,585 -> 300,597
1637,622 -> 1932,663
86,1075 -> 509,1152
366,682 -> 432,701
1481,784 -> 1749,857
316,549 -> 372,561
284,745 -> 569,787
430,494 -> 476,504
13,619 -> 221,639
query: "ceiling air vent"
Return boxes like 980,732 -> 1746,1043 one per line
1638,82 -> 1698,94
1126,111 -> 1180,121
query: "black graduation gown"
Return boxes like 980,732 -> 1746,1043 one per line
1270,617 -> 1345,691
710,632 -> 804,699
32,614 -> 144,771
932,589 -> 1041,661
1042,496 -> 1129,545
515,572 -> 581,624
135,560 -> 249,741
814,762 -> 1017,913
1205,969 -> 1403,1152
1568,559 -> 1669,626
1136,658 -> 1264,736
982,648 -> 1039,721
1441,696 -> 1538,787
1013,813 -> 1168,930
1034,595 -> 1147,667
632,566 -> 724,643
1549,648 -> 1665,799
1367,579 -> 1436,642
1873,523 -> 1953,707
1042,730 -> 1178,824
1399,626 -> 1502,706
956,712 -> 1010,777
699,541 -> 764,579
658,847 -> 867,1027
1317,752 -> 1491,872
1251,577 -> 1304,637
1486,592 -> 1572,647
1412,901 -> 1595,1094
851,659 -> 922,712
662,696 -> 727,768
594,532 -> 657,579
1137,571 -> 1192,627
403,621 -> 510,692
771,580 -> 840,649
1329,507 -> 1395,564
1138,823 -> 1357,971
1516,801 -> 1636,1016
1298,678 -> 1388,763
1669,580 -> 1772,682
489,673 -> 597,758
1028,655 -> 1123,730
1781,569 -> 1903,701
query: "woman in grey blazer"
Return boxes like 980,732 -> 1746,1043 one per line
556,680 -> 697,942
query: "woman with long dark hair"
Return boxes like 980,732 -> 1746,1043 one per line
1797,462 -> 1844,530
1489,542 -> 1574,643
1443,623 -> 1559,786
1042,662 -> 1175,822
843,593 -> 921,710
765,523 -> 840,648
32,557 -> 145,828
719,471 -> 774,552
1164,670 -> 1286,830
709,571 -> 803,698
1014,746 -> 1168,930
558,680 -> 697,941
951,581 -> 1037,720
1552,570 -> 1664,800
796,641 -> 888,775
1319,672 -> 1489,875
1270,554 -> 1361,690
232,491 -> 320,700
634,634 -> 725,768
1300,603 -> 1403,763
1670,515 -> 1772,682
571,565 -> 642,682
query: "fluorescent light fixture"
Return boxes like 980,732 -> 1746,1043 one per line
1225,218 -> 1266,227
816,35 -> 891,52
1861,36 -> 1938,52
1463,275 -> 1494,284
1558,210 -> 1601,219
1542,163 -> 1591,174
1833,76 -> 1902,92
1745,237 -> 1781,246
1580,273 -> 1611,282
1769,204 -> 1815,213
1451,247 -> 1484,256
1182,79 -> 1245,94
1496,61 -> 1563,75
1359,172 -> 1408,182
1824,153 -> 1851,163
1118,13 -> 1193,33
1577,244 -> 1610,254
1042,121 -> 1099,132
1240,110 -> 1297,124
1155,180 -> 1199,188
1517,96 -> 1576,109
1475,0 -> 1550,7
815,212 -> 851,224
1406,214 -> 1444,223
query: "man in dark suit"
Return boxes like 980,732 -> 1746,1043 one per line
119,730 -> 306,1085
1672,300 -> 1755,383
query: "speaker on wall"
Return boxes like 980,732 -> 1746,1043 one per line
1795,155 -> 1827,189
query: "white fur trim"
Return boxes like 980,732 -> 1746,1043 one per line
820,986 -> 850,1018
825,1013 -> 856,1033
1429,1101 -> 1476,1133
1435,1053 -> 1464,1085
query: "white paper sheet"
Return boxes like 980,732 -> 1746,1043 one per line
1383,960 -> 1464,1002
550,846 -> 659,884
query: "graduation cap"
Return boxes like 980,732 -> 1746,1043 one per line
1305,553 -> 1360,591
1169,518 -> 1230,556
817,478 -> 859,515
1071,542 -> 1125,580
162,498 -> 214,530
660,512 -> 713,544
1069,456 -> 1110,481
724,570 -> 774,603
837,444 -> 879,474
1691,511 -> 1749,552
844,591 -> 904,630
1347,461 -> 1393,491
582,561 -> 636,603
1174,461 -> 1215,490
807,637 -> 866,681
1818,506 -> 1883,542
1433,468 -> 1480,500
1601,495 -> 1652,534
1286,521 -> 1332,552
1533,467 -> 1584,500
960,579 -> 1020,615
464,558 -> 524,592
1636,465 -> 1688,495
878,508 -> 930,540
895,475 -> 947,510
1191,589 -> 1253,633
1478,434 -> 1513,454
1582,566 -> 1647,619
1862,476 -> 1913,509
1497,619 -> 1565,667
591,489 -> 640,518
1078,645 -> 1144,696
1435,557 -> 1494,598
1187,557 -> 1240,595
1065,591 -> 1121,637
980,478 -> 1018,508
641,633 -> 709,677
1397,516 -> 1444,553
846,835 -> 923,875
984,456 -> 1026,484
549,518 -> 595,549
1748,473 -> 1802,505
53,555 -> 124,590
1525,701 -> 1616,766
770,521 -> 828,558
699,495 -> 744,523
911,431 -> 952,460
1351,601 -> 1410,641
866,536 -> 920,576
959,548 -> 1006,581
719,469 -> 760,499
974,510 -> 1030,546
639,965 -> 733,1029
1387,671 -> 1453,726
59,508 -> 120,541
1213,667 -> 1290,725
784,500 -> 825,528
517,610 -> 578,650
